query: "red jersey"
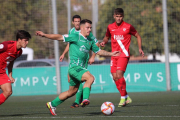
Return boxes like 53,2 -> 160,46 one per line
0,41 -> 22,76
106,21 -> 137,58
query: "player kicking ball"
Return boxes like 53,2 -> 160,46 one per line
36,19 -> 120,116
0,30 -> 31,105
59,15 -> 99,108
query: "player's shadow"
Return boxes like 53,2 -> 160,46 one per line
0,112 -> 47,117
87,112 -> 103,116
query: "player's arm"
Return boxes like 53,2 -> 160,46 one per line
89,42 -> 99,64
8,61 -> 15,83
134,32 -> 144,57
91,43 -> 120,57
36,31 -> 64,41
0,43 -> 8,53
59,43 -> 69,62
97,50 -> 120,57
100,26 -> 110,47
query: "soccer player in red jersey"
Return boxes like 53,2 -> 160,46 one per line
100,8 -> 144,107
0,30 -> 31,105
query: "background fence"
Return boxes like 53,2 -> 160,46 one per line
0,0 -> 180,95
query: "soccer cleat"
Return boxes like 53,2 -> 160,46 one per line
70,102 -> 79,108
126,97 -> 132,105
118,98 -> 126,107
80,99 -> 90,107
46,102 -> 57,116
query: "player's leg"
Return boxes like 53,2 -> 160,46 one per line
71,82 -> 83,108
0,83 -> 12,105
46,84 -> 79,115
0,74 -> 12,105
116,57 -> 132,107
111,58 -> 125,106
80,71 -> 94,107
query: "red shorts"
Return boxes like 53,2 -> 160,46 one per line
0,74 -> 11,85
110,57 -> 129,73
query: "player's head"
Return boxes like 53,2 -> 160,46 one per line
114,8 -> 124,25
80,19 -> 92,37
16,30 -> 31,48
72,15 -> 81,30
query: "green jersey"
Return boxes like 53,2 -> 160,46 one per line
68,27 -> 98,68
68,27 -> 98,44
63,33 -> 100,68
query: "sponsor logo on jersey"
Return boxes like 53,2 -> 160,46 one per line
0,44 -> 4,49
114,35 -> 124,41
79,45 -> 89,53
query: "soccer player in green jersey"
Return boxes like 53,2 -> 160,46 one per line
36,19 -> 120,116
59,15 -> 99,108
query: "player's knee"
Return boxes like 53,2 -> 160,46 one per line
117,75 -> 123,79
4,90 -> 12,97
88,75 -> 94,84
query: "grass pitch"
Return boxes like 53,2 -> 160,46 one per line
0,91 -> 180,120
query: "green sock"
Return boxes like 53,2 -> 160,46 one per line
51,96 -> 64,107
83,87 -> 90,100
75,83 -> 83,104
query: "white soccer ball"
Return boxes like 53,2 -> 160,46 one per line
101,101 -> 115,115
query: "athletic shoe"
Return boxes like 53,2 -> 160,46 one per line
70,102 -> 79,108
118,98 -> 126,107
46,102 -> 57,116
80,99 -> 90,107
126,97 -> 132,105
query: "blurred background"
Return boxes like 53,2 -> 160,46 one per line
0,0 -> 179,63
0,0 -> 180,95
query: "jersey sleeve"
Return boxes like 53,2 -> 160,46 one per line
0,42 -> 8,53
91,42 -> 101,54
88,32 -> 98,44
63,34 -> 78,43
68,29 -> 71,34
130,25 -> 137,36
105,25 -> 111,37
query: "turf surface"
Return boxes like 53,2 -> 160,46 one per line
0,91 -> 180,120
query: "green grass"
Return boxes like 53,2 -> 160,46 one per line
0,92 -> 180,120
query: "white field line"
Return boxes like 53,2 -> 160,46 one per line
1,116 -> 180,119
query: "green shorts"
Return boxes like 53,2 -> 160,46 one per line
68,66 -> 88,86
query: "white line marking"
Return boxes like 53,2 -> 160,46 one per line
1,116 -> 180,119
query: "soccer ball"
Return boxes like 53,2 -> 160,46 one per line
101,102 -> 115,115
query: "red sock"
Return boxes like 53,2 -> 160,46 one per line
0,93 -> 6,105
116,77 -> 127,97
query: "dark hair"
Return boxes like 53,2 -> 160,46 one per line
16,30 -> 31,41
80,19 -> 92,25
72,15 -> 81,21
114,8 -> 124,15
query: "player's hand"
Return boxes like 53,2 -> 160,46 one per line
111,51 -> 120,56
100,42 -> 106,47
88,57 -> 95,65
9,76 -> 15,83
139,49 -> 144,57
59,54 -> 65,62
36,31 -> 45,37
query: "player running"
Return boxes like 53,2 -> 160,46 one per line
59,15 -> 99,108
0,30 -> 31,105
36,19 -> 120,116
100,8 -> 144,107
